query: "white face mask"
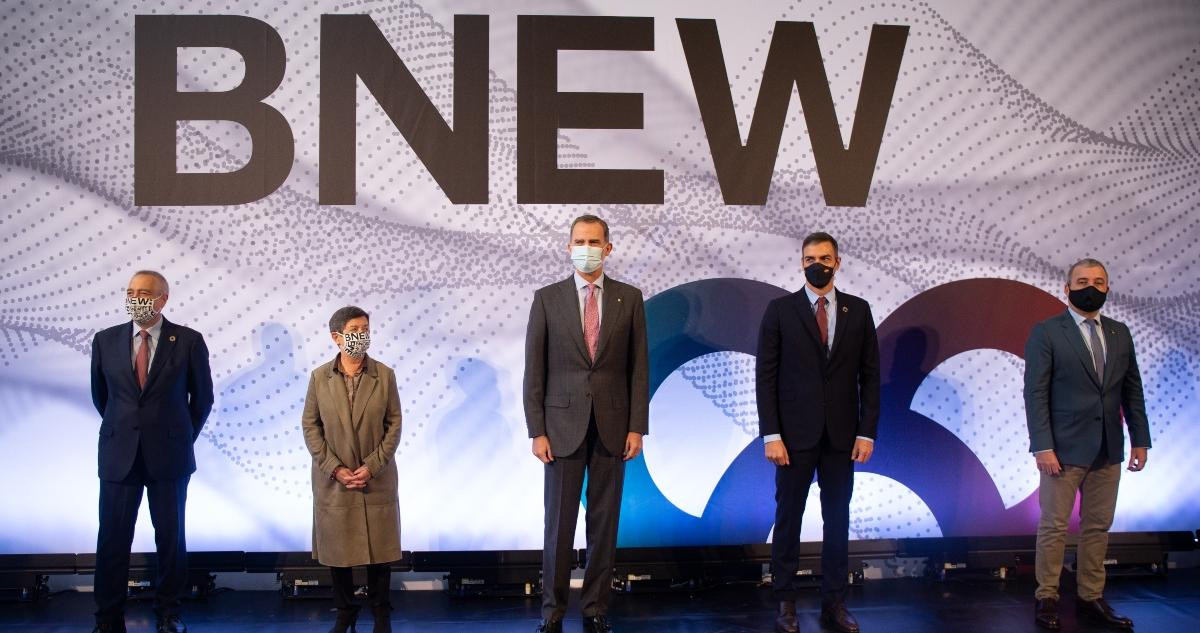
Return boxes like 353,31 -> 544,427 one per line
571,245 -> 605,274
125,295 -> 161,325
339,331 -> 370,359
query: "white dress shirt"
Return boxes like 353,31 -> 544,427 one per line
1068,307 -> 1108,360
574,272 -> 605,330
131,317 -> 164,370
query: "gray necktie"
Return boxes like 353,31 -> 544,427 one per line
1085,319 -> 1105,379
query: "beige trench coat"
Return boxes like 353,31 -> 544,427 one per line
301,356 -> 403,567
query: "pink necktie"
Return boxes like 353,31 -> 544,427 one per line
136,330 -> 150,388
584,284 -> 599,361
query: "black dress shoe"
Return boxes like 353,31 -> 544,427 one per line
330,606 -> 360,633
1076,597 -> 1133,629
156,615 -> 187,633
775,601 -> 798,633
821,602 -> 860,633
583,615 -> 613,633
371,603 -> 392,633
1035,598 -> 1060,630
536,618 -> 563,633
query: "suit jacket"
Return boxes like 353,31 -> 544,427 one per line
1024,310 -> 1151,466
756,289 -> 881,452
523,274 -> 650,456
90,317 -> 214,481
301,356 -> 403,567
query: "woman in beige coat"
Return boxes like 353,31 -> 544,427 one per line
302,306 -> 403,633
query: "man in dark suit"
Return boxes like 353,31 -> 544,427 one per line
1025,258 -> 1150,631
90,270 -> 213,633
757,232 -> 880,633
523,214 -> 649,633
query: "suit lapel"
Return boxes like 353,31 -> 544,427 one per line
325,364 -> 355,441
141,319 -> 178,395
1059,313 -> 1101,388
116,325 -> 141,393
594,279 -> 623,362
789,293 -> 826,359
559,276 -> 590,362
352,369 -> 378,431
1100,318 -> 1121,389
829,292 -> 849,359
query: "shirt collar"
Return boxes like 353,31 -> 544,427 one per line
132,318 -> 164,339
1067,307 -> 1102,327
332,354 -> 371,376
574,271 -> 606,291
803,285 -> 836,307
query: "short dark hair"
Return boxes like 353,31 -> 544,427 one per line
570,214 -> 610,242
131,270 -> 170,294
801,232 -> 839,255
1066,258 -> 1108,284
329,306 -> 369,333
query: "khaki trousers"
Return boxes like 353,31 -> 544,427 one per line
1034,462 -> 1121,601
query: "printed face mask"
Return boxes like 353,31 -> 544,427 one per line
125,295 -> 161,325
571,245 -> 605,274
1068,285 -> 1107,313
340,331 -> 371,358
804,261 -> 835,289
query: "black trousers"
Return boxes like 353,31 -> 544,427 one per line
95,442 -> 190,623
771,432 -> 854,604
542,413 -> 626,620
330,564 -> 391,610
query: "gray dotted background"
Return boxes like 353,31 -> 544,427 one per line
0,0 -> 1196,552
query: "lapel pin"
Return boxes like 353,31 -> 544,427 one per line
168,335 -> 176,342
618,297 -> 622,303
842,306 -> 848,313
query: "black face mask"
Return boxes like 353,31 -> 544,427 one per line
1068,285 -> 1107,313
804,262 -> 835,289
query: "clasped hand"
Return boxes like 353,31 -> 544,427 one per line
334,465 -> 373,489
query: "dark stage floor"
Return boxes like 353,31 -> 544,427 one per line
3,570 -> 1199,632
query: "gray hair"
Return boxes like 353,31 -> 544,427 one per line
131,270 -> 169,294
1066,258 -> 1108,283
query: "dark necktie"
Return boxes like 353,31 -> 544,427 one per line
816,296 -> 829,356
1086,319 -> 1105,379
136,330 -> 150,389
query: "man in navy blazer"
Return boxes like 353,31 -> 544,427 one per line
1025,258 -> 1150,631
757,232 -> 880,633
90,271 -> 213,633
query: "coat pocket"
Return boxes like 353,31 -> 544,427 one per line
545,395 -> 570,408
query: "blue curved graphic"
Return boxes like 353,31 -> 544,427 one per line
617,277 -> 1065,546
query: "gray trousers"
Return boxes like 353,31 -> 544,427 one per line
541,415 -> 626,620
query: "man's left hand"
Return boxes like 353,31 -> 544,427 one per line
1127,447 -> 1148,472
851,438 -> 875,464
624,432 -> 643,461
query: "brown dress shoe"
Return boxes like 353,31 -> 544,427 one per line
1076,597 -> 1133,629
820,602 -> 860,633
1034,598 -> 1060,630
775,601 -> 798,633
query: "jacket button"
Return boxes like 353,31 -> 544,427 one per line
132,425 -> 139,431
586,393 -> 592,398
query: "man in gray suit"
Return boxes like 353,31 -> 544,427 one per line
524,214 -> 650,633
1024,258 -> 1151,631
